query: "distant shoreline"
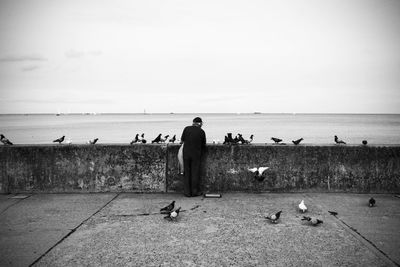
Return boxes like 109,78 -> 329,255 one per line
1,112 -> 400,116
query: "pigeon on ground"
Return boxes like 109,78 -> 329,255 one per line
302,216 -> 323,226
160,201 -> 175,214
265,210 -> 282,224
334,135 -> 346,144
292,138 -> 304,145
369,197 -> 376,207
246,134 -> 254,144
238,134 -> 246,144
89,138 -> 98,145
53,135 -> 65,144
299,200 -> 307,213
169,135 -> 176,143
130,134 -> 140,144
248,167 -> 269,181
224,133 -> 236,144
328,211 -> 338,216
0,134 -> 13,145
271,137 -> 282,144
362,140 -> 368,145
164,207 -> 181,220
152,134 -> 162,143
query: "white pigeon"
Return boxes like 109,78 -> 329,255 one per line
248,167 -> 269,176
299,200 -> 307,213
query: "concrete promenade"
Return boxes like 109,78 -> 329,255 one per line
0,193 -> 399,266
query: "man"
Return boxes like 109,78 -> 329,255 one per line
180,117 -> 206,197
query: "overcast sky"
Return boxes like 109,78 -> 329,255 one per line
0,0 -> 399,114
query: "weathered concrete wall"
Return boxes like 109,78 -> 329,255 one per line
0,145 -> 167,193
167,144 -> 400,193
1,144 -> 400,193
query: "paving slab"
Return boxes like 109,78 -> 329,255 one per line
0,193 -> 117,267
34,193 -> 399,266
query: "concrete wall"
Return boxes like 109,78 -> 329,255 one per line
1,144 -> 400,193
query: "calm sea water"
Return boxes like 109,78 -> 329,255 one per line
1,113 -> 400,145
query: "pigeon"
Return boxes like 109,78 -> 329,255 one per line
265,210 -> 282,224
130,134 -> 140,144
164,207 -> 181,220
246,134 -> 254,144
328,211 -> 338,216
53,135 -> 65,144
271,137 -> 282,144
160,200 -> 175,214
362,140 -> 368,145
152,134 -> 162,143
292,138 -> 304,145
237,133 -> 246,144
0,134 -> 13,145
89,138 -> 98,145
140,133 -> 147,143
302,216 -> 323,226
299,200 -> 307,213
369,197 -> 376,207
161,135 -> 169,143
169,135 -> 176,143
334,135 -> 346,144
248,167 -> 269,181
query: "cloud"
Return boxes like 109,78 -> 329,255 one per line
0,54 -> 47,62
21,65 -> 40,72
65,49 -> 103,59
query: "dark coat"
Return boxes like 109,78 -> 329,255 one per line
181,125 -> 206,158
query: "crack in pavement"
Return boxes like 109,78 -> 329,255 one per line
29,193 -> 121,267
305,194 -> 399,267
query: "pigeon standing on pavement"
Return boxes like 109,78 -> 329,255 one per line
131,134 -> 140,144
292,138 -> 304,145
302,216 -> 323,226
265,210 -> 282,224
362,140 -> 368,145
0,134 -> 13,145
248,167 -> 269,181
53,135 -> 65,144
164,207 -> 181,220
328,211 -> 338,216
334,135 -> 346,144
369,197 -> 376,207
160,201 -> 175,214
299,200 -> 307,213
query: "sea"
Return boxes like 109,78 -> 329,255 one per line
1,113 -> 400,145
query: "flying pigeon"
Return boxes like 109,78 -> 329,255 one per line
0,134 -> 13,145
164,207 -> 181,220
362,140 -> 368,145
328,211 -> 338,216
89,138 -> 98,145
292,138 -> 304,145
265,210 -> 282,224
334,135 -> 346,144
271,137 -> 282,144
160,200 -> 175,214
302,216 -> 323,226
299,200 -> 307,213
53,135 -> 65,144
152,134 -> 162,143
169,135 -> 176,143
248,167 -> 269,181
369,197 -> 376,207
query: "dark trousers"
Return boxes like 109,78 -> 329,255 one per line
183,155 -> 201,196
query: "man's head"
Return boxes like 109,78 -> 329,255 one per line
193,117 -> 203,127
